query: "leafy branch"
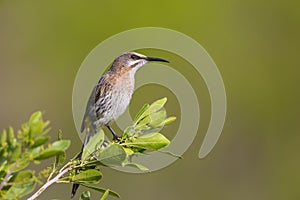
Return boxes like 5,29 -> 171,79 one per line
0,97 -> 176,200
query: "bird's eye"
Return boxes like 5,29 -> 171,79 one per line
131,55 -> 139,60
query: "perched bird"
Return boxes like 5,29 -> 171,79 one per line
71,52 -> 169,198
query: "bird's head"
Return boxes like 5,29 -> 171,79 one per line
111,52 -> 169,74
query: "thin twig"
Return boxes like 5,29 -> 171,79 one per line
47,164 -> 56,182
59,161 -> 72,173
27,165 -> 72,200
0,170 -> 12,190
56,180 -> 70,183
0,163 -> 19,190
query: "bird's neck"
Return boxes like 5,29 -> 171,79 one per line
106,67 -> 135,87
109,65 -> 136,79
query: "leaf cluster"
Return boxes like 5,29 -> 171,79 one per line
0,111 -> 70,199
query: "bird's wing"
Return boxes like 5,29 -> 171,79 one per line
81,76 -> 103,133
80,74 -> 112,133
80,86 -> 96,133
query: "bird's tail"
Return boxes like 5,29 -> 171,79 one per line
71,143 -> 84,198
71,127 -> 95,198
71,182 -> 80,198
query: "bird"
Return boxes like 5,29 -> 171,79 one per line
71,52 -> 169,198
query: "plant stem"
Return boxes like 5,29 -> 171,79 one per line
27,165 -> 72,200
0,170 -> 12,190
0,163 -> 19,190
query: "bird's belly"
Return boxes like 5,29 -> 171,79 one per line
98,84 -> 133,126
111,89 -> 132,119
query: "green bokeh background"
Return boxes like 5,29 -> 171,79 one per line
1,0 -> 299,199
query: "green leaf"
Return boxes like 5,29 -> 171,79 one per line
148,97 -> 167,113
82,130 -> 104,161
34,140 -> 70,160
133,103 -> 149,124
158,116 -> 176,126
126,133 -> 170,150
140,98 -> 167,119
98,144 -> 126,166
51,139 -> 70,150
29,111 -> 42,125
5,181 -> 35,199
100,189 -> 110,200
8,170 -> 33,184
72,169 -> 102,184
0,161 -> 7,172
34,149 -> 62,160
0,147 -> 6,159
11,143 -> 21,161
135,98 -> 167,125
80,191 -> 91,200
136,115 -> 151,127
31,137 -> 49,148
7,127 -> 16,146
80,184 -> 120,198
5,170 -> 36,199
29,111 -> 43,138
0,170 -> 6,179
123,162 -> 149,171
40,127 -> 51,136
148,110 -> 167,127
1,130 -> 7,147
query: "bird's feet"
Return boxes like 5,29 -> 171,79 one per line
106,125 -> 122,142
112,134 -> 121,141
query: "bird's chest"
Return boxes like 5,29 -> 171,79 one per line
110,74 -> 134,118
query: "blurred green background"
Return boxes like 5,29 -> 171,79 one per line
1,0 -> 299,199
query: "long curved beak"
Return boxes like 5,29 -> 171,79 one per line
146,57 -> 169,63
